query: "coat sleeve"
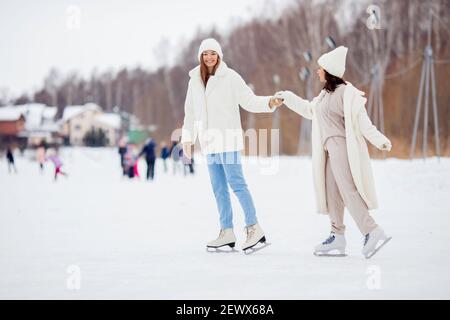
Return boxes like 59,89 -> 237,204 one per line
357,99 -> 391,150
232,72 -> 274,113
181,81 -> 196,144
277,90 -> 320,120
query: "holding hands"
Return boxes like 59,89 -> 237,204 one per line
269,96 -> 284,109
273,89 -> 393,153
380,142 -> 392,152
274,91 -> 296,105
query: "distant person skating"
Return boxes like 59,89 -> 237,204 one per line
160,142 -> 170,173
124,145 -> 140,179
46,150 -> 68,181
6,146 -> 17,174
36,141 -> 46,173
118,137 -> 128,176
170,141 -> 183,175
139,138 -> 157,180
181,148 -> 195,176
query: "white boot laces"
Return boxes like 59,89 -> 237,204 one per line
246,226 -> 256,242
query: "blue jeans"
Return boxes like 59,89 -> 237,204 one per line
207,151 -> 257,229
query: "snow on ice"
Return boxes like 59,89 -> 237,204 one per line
0,147 -> 449,299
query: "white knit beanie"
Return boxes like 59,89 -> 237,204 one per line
317,46 -> 348,78
197,38 -> 223,62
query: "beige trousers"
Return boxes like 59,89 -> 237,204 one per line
324,136 -> 378,236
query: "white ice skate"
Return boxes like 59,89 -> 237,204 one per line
242,223 -> 270,254
314,233 -> 347,257
206,228 -> 238,253
362,226 -> 392,259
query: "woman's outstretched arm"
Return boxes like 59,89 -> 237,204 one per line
274,91 -> 316,120
232,72 -> 278,113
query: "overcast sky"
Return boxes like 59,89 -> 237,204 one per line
0,0 -> 292,96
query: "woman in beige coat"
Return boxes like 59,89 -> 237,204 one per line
275,46 -> 392,258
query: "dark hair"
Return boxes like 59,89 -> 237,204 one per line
323,70 -> 346,92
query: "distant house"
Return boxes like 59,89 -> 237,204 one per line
92,113 -> 122,146
15,104 -> 60,146
0,108 -> 26,147
61,103 -> 102,146
0,104 -> 61,147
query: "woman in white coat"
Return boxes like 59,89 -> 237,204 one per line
275,46 -> 392,258
181,38 -> 283,252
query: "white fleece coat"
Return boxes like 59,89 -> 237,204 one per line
279,83 -> 391,214
181,61 -> 275,154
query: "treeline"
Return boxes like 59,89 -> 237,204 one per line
4,0 -> 450,157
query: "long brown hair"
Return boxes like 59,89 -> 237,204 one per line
323,70 -> 346,92
200,54 -> 220,87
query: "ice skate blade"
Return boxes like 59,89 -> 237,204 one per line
243,240 -> 271,255
314,252 -> 347,257
206,243 -> 238,253
365,237 -> 392,259
243,243 -> 271,255
242,236 -> 266,251
206,248 -> 239,253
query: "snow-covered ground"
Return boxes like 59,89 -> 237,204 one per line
1,147 -> 449,299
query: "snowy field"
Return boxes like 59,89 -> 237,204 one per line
1,147 -> 449,299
